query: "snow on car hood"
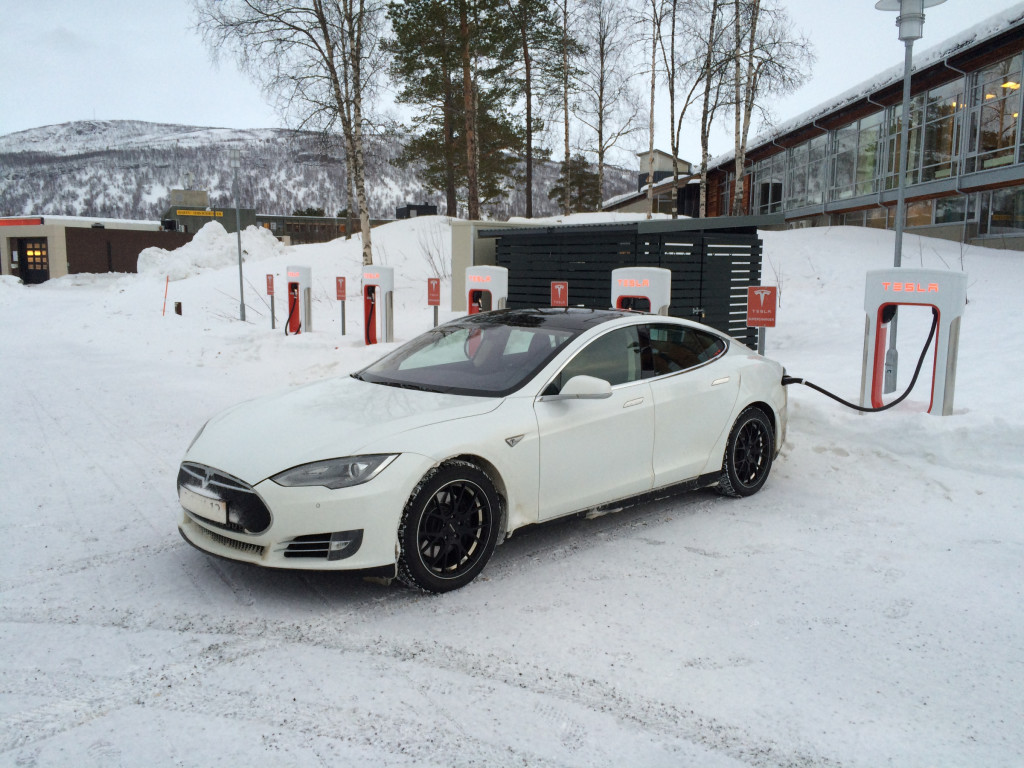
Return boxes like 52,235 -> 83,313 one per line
184,375 -> 501,484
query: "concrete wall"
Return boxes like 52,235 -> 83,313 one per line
450,220 -> 535,311
1,217 -> 164,281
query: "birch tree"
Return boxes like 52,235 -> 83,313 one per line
573,0 -> 643,203
730,0 -> 814,214
193,0 -> 385,265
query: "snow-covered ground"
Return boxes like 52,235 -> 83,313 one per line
1,217 -> 1021,767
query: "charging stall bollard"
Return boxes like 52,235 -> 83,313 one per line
466,266 -> 508,314
266,274 -> 276,330
860,268 -> 967,416
363,266 -> 394,345
285,266 -> 312,335
428,277 -> 441,326
336,276 -> 346,335
611,267 -> 672,314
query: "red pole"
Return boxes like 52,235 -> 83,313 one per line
162,275 -> 169,316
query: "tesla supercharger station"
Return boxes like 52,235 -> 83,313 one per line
363,266 -> 394,345
611,267 -> 672,315
466,266 -> 508,314
860,268 -> 967,416
285,266 -> 312,334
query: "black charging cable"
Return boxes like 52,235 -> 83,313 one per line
781,308 -> 938,413
285,292 -> 300,336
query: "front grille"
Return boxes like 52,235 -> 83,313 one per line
282,530 -> 363,561
178,462 -> 272,534
194,524 -> 266,558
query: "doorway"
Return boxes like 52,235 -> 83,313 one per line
18,238 -> 49,284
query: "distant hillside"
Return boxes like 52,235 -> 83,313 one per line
0,120 -> 634,221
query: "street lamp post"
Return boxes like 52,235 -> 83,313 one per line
874,0 -> 945,393
229,147 -> 246,322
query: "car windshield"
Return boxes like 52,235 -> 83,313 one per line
354,313 -> 578,397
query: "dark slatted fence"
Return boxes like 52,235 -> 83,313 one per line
482,219 -> 768,349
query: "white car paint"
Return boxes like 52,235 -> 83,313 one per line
178,309 -> 787,590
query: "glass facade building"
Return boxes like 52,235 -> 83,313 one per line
728,45 -> 1024,245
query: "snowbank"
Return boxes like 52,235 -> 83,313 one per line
1,219 -> 1022,767
137,220 -> 288,280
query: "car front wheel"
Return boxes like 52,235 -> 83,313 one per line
398,461 -> 501,592
717,407 -> 775,497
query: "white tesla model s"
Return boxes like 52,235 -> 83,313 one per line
178,308 -> 787,592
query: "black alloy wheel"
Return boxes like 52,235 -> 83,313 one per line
398,461 -> 501,592
718,407 -> 775,497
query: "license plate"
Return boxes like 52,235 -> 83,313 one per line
179,485 -> 228,525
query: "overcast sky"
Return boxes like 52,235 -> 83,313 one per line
1,0 -> 1019,162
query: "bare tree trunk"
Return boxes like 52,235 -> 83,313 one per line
442,69 -> 458,216
647,0 -> 658,219
459,0 -> 480,220
732,0 -> 760,215
667,0 -> 679,218
561,0 -> 572,215
343,0 -> 373,265
698,0 -> 722,218
512,0 -> 535,218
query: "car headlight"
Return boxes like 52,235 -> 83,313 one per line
271,454 -> 398,490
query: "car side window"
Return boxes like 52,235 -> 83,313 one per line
642,324 -> 726,378
546,326 -> 641,394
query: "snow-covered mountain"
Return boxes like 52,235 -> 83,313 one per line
0,120 -> 634,221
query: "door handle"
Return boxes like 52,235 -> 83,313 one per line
711,377 -> 730,386
623,397 -> 645,408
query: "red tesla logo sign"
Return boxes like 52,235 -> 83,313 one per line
882,281 -> 939,293
266,274 -> 274,296
336,276 -> 346,301
617,278 -> 650,288
746,286 -> 777,327
427,278 -> 440,306
551,281 -> 569,307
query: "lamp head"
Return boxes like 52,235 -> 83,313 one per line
875,0 -> 946,42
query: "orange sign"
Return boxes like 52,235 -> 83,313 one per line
0,217 -> 44,227
427,278 -> 441,306
746,286 -> 777,327
882,281 -> 939,293
551,281 -> 569,308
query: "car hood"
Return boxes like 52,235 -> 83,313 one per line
184,375 -> 502,484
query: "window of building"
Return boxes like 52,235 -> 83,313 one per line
785,133 -> 826,209
921,79 -> 964,182
905,199 -> 934,227
752,153 -> 784,214
885,93 -> 925,189
934,196 -> 968,224
830,110 -> 885,201
966,53 -> 1022,172
988,187 -> 1024,233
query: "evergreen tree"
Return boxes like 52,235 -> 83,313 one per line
548,153 -> 601,212
387,0 -> 522,217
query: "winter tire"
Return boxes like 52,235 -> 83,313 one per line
398,461 -> 501,593
717,407 -> 774,497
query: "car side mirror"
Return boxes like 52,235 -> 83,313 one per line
541,375 -> 613,401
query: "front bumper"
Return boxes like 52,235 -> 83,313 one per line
177,452 -> 436,570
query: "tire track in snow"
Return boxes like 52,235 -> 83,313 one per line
2,602 -> 843,768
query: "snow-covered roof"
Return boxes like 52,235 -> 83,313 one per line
0,215 -> 161,228
708,2 -> 1024,170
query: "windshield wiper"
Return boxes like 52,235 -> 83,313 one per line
374,380 -> 440,393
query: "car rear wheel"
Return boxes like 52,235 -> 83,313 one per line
398,461 -> 501,593
717,407 -> 774,497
